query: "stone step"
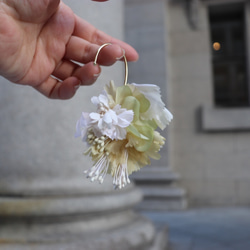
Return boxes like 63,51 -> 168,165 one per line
142,186 -> 186,198
136,198 -> 188,211
131,167 -> 187,211
136,186 -> 188,211
131,167 -> 180,184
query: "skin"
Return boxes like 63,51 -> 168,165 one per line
0,0 -> 139,99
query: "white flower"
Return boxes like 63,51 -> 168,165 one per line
75,91 -> 134,141
131,83 -> 173,130
76,82 -> 172,190
75,112 -> 91,141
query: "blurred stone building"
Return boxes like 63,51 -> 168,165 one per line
125,0 -> 250,207
1,0 -> 250,249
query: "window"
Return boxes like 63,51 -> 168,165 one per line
209,3 -> 248,107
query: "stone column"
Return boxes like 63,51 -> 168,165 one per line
0,1 -> 156,249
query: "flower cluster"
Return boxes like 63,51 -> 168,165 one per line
75,81 -> 173,189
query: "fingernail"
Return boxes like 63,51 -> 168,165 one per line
74,80 -> 81,90
74,85 -> 80,90
93,64 -> 101,79
93,73 -> 100,79
116,48 -> 125,60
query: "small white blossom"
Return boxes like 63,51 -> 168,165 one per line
75,112 -> 91,141
75,91 -> 134,141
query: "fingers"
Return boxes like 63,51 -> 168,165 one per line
36,62 -> 101,99
73,62 -> 101,85
52,59 -> 79,81
52,61 -> 101,85
73,16 -> 139,62
65,38 -> 124,66
35,76 -> 80,99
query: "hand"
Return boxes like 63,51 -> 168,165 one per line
0,0 -> 138,99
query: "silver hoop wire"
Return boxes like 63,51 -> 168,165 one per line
93,43 -> 128,86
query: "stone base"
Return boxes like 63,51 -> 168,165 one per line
0,185 -> 168,250
0,215 -> 156,250
148,227 -> 168,250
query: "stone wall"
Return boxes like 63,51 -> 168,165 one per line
166,0 -> 250,206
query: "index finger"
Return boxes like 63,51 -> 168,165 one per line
73,15 -> 139,62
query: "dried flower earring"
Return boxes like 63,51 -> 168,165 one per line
75,43 -> 173,189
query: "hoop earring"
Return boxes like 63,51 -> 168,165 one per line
93,43 -> 128,86
75,43 -> 173,189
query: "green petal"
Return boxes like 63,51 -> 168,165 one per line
135,119 -> 158,131
122,96 -> 140,121
127,124 -> 142,138
127,123 -> 154,152
116,85 -> 132,105
136,124 -> 154,151
134,92 -> 150,113
127,84 -> 150,113
148,119 -> 158,130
